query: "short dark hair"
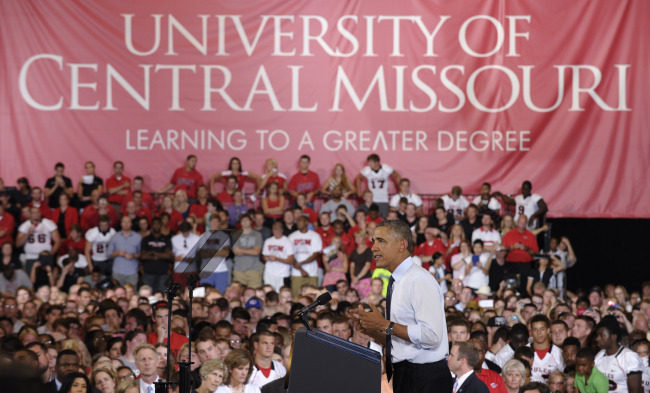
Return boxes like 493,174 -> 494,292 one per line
179,221 -> 192,233
576,347 -> 595,361
125,308 -> 148,331
529,314 -> 551,327
454,341 -> 480,368
376,220 -> 413,256
562,337 -> 581,349
367,154 -> 380,162
521,382 -> 552,393
514,345 -> 535,361
231,307 -> 250,322
56,349 -> 80,365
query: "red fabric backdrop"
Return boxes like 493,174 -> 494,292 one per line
1,0 -> 648,217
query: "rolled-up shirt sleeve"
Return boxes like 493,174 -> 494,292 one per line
405,275 -> 446,349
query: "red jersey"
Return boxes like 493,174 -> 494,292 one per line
170,167 -> 204,199
316,226 -> 335,247
147,331 -> 188,360
301,207 -> 318,224
263,197 -> 283,219
140,206 -> 152,221
288,171 -> 321,195
156,210 -> 184,233
121,191 -> 155,212
502,229 -> 539,263
80,205 -> 119,231
216,191 -> 234,208
59,237 -> 86,257
338,232 -> 355,256
265,175 -> 286,190
476,369 -> 508,393
189,202 -> 208,233
0,213 -> 16,245
366,216 -> 384,225
105,175 -> 132,204
50,207 -> 79,237
414,238 -> 447,270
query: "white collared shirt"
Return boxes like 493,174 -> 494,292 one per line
389,256 -> 448,364
455,370 -> 474,390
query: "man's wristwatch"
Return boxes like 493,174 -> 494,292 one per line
385,321 -> 395,336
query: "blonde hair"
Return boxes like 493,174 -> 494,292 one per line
502,359 -> 526,387
199,359 -> 228,380
91,367 -> 117,388
134,343 -> 157,358
115,379 -> 138,393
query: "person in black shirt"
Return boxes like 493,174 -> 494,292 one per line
140,217 -> 174,293
44,162 -> 74,209
488,244 -> 512,293
460,205 -> 481,241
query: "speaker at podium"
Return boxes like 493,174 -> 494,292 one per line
287,327 -> 381,393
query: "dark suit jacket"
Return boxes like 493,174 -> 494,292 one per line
261,377 -> 288,393
457,372 -> 490,393
43,379 -> 58,393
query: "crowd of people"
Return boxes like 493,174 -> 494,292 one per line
0,153 -> 648,393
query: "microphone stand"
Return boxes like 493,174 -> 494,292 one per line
297,310 -> 313,331
155,282 -> 180,393
178,274 -> 200,393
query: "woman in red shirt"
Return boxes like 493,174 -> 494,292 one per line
157,195 -> 183,233
262,181 -> 285,221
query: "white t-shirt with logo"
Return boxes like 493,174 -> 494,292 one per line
288,230 -> 322,277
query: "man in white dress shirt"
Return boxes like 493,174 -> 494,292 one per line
351,220 -> 453,393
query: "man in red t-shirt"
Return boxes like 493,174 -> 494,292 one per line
315,212 -> 335,247
189,185 -> 210,232
288,155 -> 320,205
121,176 -> 154,212
414,227 -> 448,270
105,161 -> 131,207
147,303 -> 188,360
158,155 -> 204,199
502,214 -> 539,294
121,191 -> 151,219
58,224 -> 86,256
216,176 -> 238,209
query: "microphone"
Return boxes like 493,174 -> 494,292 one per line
298,292 -> 332,315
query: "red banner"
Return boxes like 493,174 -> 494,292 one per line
1,1 -> 648,218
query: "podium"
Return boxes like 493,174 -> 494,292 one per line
288,328 -> 381,393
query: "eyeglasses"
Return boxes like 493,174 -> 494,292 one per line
118,373 -> 135,381
230,339 -> 241,344
445,297 -> 456,301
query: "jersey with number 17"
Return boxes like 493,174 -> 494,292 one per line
360,164 -> 394,203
